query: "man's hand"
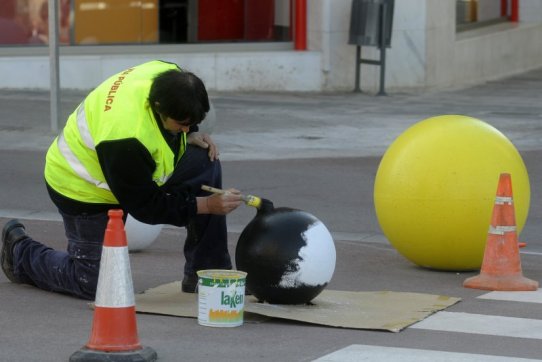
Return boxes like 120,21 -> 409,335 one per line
187,132 -> 219,161
197,188 -> 242,215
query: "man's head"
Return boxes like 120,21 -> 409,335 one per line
149,69 -> 210,132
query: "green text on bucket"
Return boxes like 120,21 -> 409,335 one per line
222,291 -> 244,308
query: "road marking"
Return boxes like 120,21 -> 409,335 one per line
312,344 -> 541,361
478,289 -> 542,304
410,311 -> 542,339
0,209 -> 61,221
520,251 -> 542,256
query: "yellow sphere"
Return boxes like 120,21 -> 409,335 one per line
374,115 -> 530,271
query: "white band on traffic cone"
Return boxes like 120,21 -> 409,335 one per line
95,246 -> 135,308
494,196 -> 513,205
488,225 -> 517,235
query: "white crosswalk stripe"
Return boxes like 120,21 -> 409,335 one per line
478,289 -> 542,304
410,311 -> 542,339
312,345 -> 541,362
313,290 -> 542,361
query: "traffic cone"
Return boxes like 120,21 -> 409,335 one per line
70,209 -> 157,362
463,173 -> 538,291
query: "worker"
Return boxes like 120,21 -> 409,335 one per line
1,60 -> 242,299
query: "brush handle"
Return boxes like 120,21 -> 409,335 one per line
201,185 -> 248,201
201,185 -> 261,207
201,185 -> 227,195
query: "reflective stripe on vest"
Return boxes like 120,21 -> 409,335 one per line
57,130 -> 111,191
77,104 -> 95,150
56,103 -> 110,190
57,102 -> 171,188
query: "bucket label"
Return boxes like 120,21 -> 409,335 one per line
220,290 -> 243,308
197,270 -> 247,327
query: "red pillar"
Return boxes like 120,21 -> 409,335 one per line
294,0 -> 307,51
510,0 -> 519,22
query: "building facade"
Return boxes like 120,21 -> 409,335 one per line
1,0 -> 541,92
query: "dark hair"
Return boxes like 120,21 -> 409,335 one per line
148,69 -> 210,126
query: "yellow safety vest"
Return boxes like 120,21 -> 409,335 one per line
45,60 -> 187,204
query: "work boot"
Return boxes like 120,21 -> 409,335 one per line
181,274 -> 198,293
1,219 -> 27,283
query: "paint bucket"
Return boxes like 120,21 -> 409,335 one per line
197,269 -> 247,327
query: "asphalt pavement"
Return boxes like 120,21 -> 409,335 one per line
1,67 -> 542,361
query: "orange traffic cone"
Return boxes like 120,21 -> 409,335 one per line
463,173 -> 538,291
70,209 -> 157,361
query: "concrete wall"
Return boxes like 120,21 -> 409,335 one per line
521,0 -> 542,22
308,0 -> 542,92
308,0 -> 431,92
0,0 -> 541,92
435,0 -> 542,89
452,23 -> 542,88
0,50 -> 321,92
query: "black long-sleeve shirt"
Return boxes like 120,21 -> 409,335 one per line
47,113 -> 199,227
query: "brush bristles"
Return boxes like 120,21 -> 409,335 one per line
244,195 -> 262,208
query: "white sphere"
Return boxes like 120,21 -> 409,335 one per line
125,214 -> 163,252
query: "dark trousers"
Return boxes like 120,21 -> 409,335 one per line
12,146 -> 231,300
163,146 -> 232,278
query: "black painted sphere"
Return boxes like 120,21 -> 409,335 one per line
235,207 -> 336,305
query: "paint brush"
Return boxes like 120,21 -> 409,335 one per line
201,185 -> 274,211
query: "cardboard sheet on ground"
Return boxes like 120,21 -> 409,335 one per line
135,281 -> 461,332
